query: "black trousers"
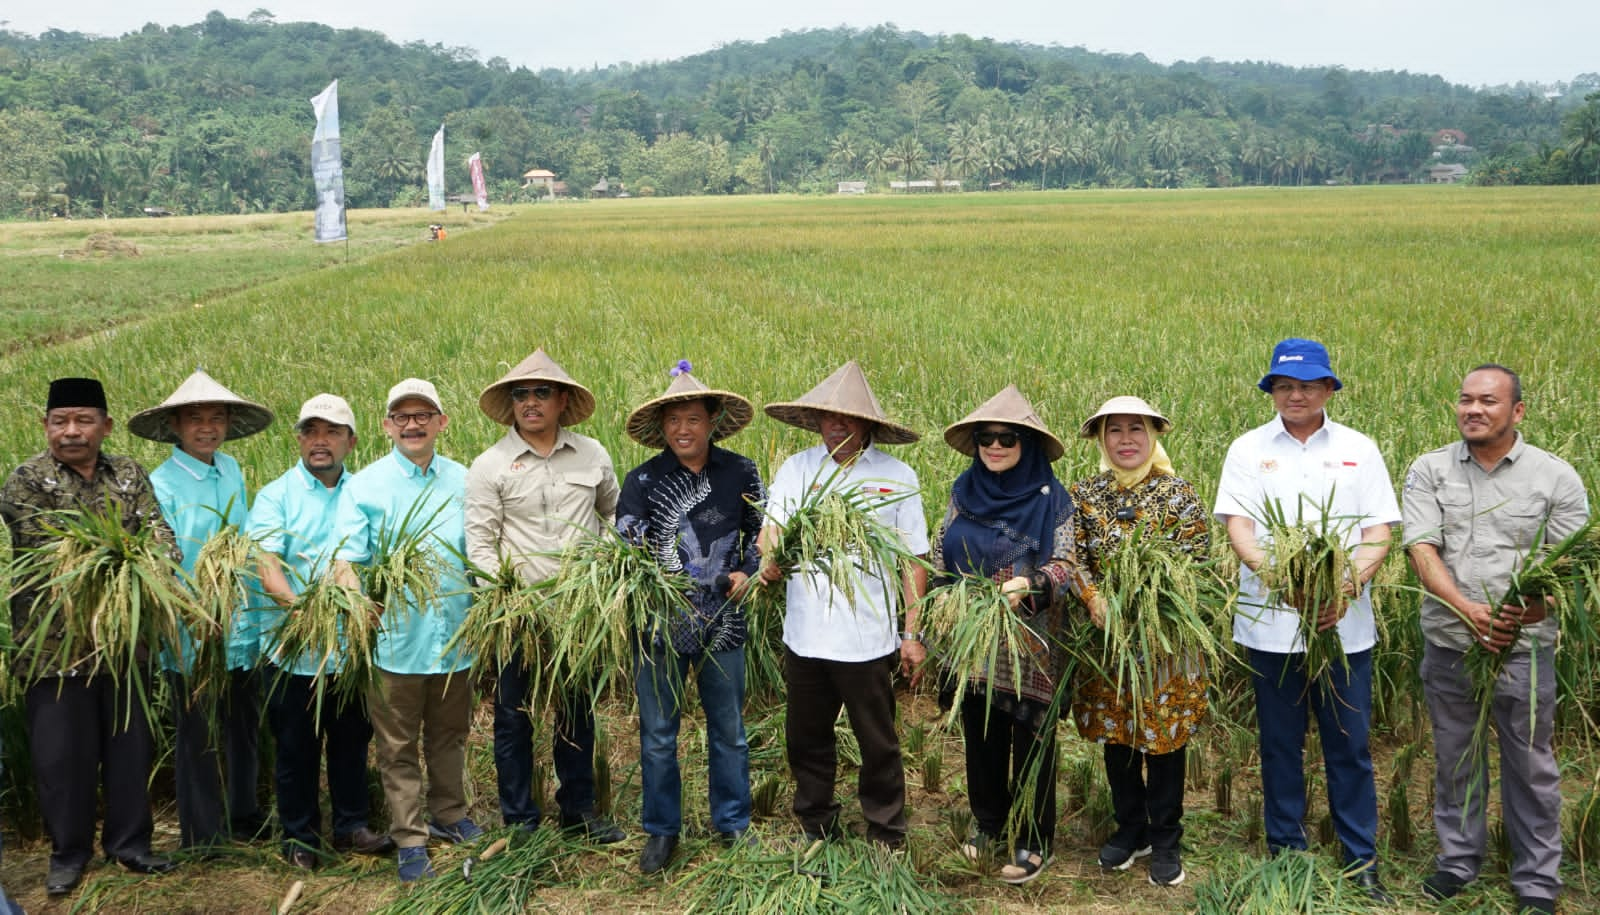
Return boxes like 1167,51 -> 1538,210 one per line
1104,742 -> 1186,852
784,651 -> 906,843
25,675 -> 155,869
167,668 -> 263,848
266,668 -> 375,852
961,694 -> 1058,851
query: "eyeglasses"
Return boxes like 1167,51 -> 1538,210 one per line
387,411 -> 439,427
973,430 -> 1020,448
510,385 -> 556,402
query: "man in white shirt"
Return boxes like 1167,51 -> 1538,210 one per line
758,361 -> 928,847
1214,338 -> 1399,900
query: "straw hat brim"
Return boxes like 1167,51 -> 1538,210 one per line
1077,396 -> 1173,439
943,419 -> 1065,462
762,403 -> 919,445
128,401 -> 274,443
626,389 -> 754,448
478,378 -> 596,427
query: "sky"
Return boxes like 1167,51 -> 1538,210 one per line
5,2 -> 1597,89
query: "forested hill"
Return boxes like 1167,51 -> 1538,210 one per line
2,13 -> 1597,218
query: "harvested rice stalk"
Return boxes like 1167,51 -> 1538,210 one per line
918,573 -> 1041,725
13,505 -> 196,724
371,824 -> 576,914
1092,524 -> 1226,726
675,835 -> 965,914
357,500 -> 449,617
543,529 -> 692,702
447,558 -> 549,680
1456,519 -> 1599,767
185,524 -> 254,698
1253,497 -> 1357,685
757,460 -> 921,610
271,574 -> 378,725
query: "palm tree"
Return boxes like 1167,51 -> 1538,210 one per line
884,134 -> 927,188
827,133 -> 859,180
755,134 -> 777,193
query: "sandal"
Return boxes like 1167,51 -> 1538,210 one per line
998,847 -> 1049,885
960,832 -> 997,866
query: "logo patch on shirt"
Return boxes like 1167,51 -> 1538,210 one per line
1403,469 -> 1423,492
1260,459 -> 1279,474
510,461 -> 526,472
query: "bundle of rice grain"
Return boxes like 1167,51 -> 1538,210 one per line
1253,498 -> 1356,686
918,573 -> 1043,724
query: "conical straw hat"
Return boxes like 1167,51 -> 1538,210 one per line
128,370 -> 274,443
942,385 -> 1064,462
625,362 -> 754,448
1077,395 -> 1172,439
477,348 -> 596,426
763,361 -> 918,445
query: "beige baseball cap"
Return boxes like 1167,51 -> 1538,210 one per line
385,378 -> 444,414
295,393 -> 356,432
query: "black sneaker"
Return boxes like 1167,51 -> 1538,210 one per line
1515,896 -> 1556,915
1098,839 -> 1152,870
1421,870 -> 1469,900
1148,848 -> 1185,886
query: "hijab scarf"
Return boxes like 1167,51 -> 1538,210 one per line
943,427 -> 1073,577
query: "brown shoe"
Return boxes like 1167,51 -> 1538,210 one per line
333,826 -> 396,856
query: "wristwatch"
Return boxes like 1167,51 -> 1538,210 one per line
898,631 -> 924,643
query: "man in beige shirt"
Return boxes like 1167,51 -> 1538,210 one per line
465,348 -> 624,843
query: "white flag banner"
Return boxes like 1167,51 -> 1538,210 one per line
427,125 -> 446,211
468,152 -> 489,212
309,80 -> 346,243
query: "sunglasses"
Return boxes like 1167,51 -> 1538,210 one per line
510,384 -> 557,402
973,430 -> 1020,449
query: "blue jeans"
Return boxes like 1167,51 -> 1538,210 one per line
636,644 -> 751,837
495,654 -> 596,825
1249,647 -> 1378,866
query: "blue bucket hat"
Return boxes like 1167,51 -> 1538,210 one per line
1257,338 -> 1343,392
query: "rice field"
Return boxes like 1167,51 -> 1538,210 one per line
2,186 -> 1599,912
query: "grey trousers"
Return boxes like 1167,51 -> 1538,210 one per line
1421,640 -> 1561,901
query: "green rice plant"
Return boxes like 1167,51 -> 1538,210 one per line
270,574 -> 379,726
1245,789 -> 1263,848
1088,523 -> 1227,729
1082,780 -> 1116,848
917,572 -> 1043,726
751,773 -> 783,818
372,824 -> 579,914
1065,752 -> 1097,814
1190,850 -> 1372,914
674,835 -> 965,913
14,505 -> 198,724
1568,773 -> 1600,874
1214,756 -> 1235,816
594,726 -> 613,818
1253,496 -> 1357,688
543,527 -> 691,703
739,574 -> 787,704
921,751 -> 943,794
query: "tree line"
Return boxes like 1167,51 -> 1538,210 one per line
2,14 -> 1597,219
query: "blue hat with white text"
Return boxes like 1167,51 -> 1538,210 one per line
1257,338 -> 1343,392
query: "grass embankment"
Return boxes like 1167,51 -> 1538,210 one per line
1,187 -> 1599,913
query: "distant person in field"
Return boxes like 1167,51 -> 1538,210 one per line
1214,338 -> 1398,900
0,377 -> 177,896
1402,365 -> 1588,915
251,394 -> 395,869
757,361 -> 928,848
132,370 -> 274,851
333,378 -> 478,882
464,348 -> 625,845
1069,396 -> 1208,888
931,385 -> 1097,884
615,362 -> 764,874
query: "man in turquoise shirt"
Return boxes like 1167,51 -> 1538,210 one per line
252,393 -> 394,869
333,377 -> 479,882
131,370 -> 273,850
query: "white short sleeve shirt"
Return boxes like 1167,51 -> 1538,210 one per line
767,444 -> 929,663
1213,413 -> 1401,653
